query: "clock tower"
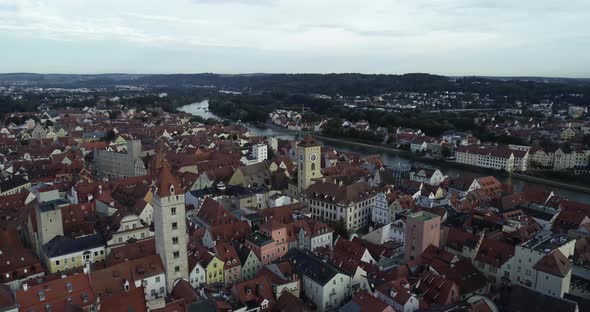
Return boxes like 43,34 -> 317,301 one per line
297,135 -> 322,195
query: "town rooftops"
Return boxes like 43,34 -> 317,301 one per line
15,272 -> 97,312
303,181 -> 378,205
43,234 -> 105,258
90,255 -> 164,296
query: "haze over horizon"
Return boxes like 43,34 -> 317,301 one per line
1,0 -> 589,77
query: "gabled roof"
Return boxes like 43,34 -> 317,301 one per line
342,290 -> 392,312
533,249 -> 572,278
231,275 -> 275,311
475,236 -> 515,267
215,243 -> 241,269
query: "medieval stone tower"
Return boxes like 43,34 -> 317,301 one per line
153,160 -> 189,293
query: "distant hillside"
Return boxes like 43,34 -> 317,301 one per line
1,73 -> 589,98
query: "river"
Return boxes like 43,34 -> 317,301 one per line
180,100 -> 590,202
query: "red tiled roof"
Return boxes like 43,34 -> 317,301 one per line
351,290 -> 391,312
231,275 -> 275,311
475,236 -> 515,267
15,273 -> 97,312
100,286 -> 147,312
197,198 -> 238,226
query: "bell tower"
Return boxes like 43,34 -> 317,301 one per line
296,135 -> 322,195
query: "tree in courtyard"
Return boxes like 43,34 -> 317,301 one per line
333,218 -> 350,239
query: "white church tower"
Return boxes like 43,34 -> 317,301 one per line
153,160 -> 189,293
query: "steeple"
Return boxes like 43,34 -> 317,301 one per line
155,159 -> 181,197
152,142 -> 167,172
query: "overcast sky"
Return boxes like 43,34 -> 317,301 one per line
0,0 -> 589,77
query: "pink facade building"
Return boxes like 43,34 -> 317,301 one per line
404,211 -> 441,263
246,232 -> 279,265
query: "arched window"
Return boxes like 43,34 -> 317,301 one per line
311,163 -> 316,171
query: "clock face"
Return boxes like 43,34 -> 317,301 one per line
310,153 -> 317,162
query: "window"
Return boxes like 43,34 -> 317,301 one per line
172,237 -> 179,245
173,251 -> 180,259
172,222 -> 178,230
171,207 -> 176,215
175,266 -> 180,272
156,276 -> 160,283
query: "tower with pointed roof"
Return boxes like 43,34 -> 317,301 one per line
153,160 -> 189,293
296,135 -> 322,195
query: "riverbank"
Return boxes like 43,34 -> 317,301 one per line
266,124 -> 590,194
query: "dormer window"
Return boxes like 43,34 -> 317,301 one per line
169,185 -> 175,195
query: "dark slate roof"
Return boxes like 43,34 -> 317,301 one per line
37,199 -> 69,213
43,234 -> 105,258
233,242 -> 255,264
283,248 -> 348,286
0,176 -> 29,192
506,285 -> 578,312
190,184 -> 268,199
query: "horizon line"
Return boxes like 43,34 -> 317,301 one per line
1,72 -> 590,80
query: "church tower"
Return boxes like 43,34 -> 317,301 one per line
296,135 -> 322,195
153,160 -> 189,293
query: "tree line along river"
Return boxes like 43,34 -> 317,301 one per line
179,100 -> 590,203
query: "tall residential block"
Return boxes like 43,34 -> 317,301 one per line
404,211 -> 441,262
